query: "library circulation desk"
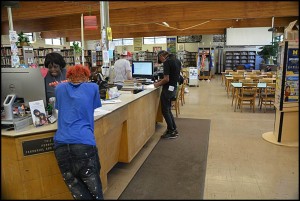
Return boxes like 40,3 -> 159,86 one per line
1,85 -> 163,199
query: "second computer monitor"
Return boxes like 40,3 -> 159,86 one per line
132,61 -> 154,79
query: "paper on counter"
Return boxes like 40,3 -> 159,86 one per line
94,107 -> 112,116
101,99 -> 122,104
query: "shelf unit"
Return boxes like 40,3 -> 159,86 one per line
33,48 -> 60,67
136,51 -> 158,64
60,48 -> 75,66
224,50 -> 256,70
1,46 -> 12,68
176,51 -> 197,67
1,46 -> 28,68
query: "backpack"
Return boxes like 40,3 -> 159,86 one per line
94,73 -> 109,99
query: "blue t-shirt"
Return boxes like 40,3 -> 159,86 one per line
54,82 -> 101,146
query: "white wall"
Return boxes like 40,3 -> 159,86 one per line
1,34 -> 71,49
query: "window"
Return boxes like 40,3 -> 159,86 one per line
112,38 -> 133,46
144,36 -> 166,44
45,38 -> 63,45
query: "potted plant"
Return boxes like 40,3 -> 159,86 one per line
72,41 -> 82,54
16,31 -> 30,46
257,41 -> 279,65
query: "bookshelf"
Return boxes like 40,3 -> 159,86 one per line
176,51 -> 197,67
1,46 -> 12,68
225,50 -> 256,70
33,47 -> 60,67
60,48 -> 75,66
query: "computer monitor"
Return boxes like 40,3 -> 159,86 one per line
132,61 -> 154,79
1,68 -> 47,107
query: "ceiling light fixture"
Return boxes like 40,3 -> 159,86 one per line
162,22 -> 170,27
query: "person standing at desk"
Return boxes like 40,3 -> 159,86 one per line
54,64 -> 103,200
44,52 -> 67,101
154,50 -> 181,139
113,52 -> 132,90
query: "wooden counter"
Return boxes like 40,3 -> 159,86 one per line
1,85 -> 163,199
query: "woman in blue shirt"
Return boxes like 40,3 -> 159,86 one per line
54,64 -> 103,200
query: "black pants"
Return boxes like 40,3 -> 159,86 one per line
160,87 -> 177,131
54,144 -> 104,200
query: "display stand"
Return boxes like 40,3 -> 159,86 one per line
262,41 -> 299,147
188,67 -> 199,87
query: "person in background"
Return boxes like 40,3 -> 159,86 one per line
44,52 -> 67,101
53,64 -> 103,200
113,52 -> 132,90
154,50 -> 181,139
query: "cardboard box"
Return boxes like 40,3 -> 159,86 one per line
284,20 -> 299,40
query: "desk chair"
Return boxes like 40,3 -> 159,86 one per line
235,83 -> 258,113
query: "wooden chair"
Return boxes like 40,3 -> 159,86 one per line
245,74 -> 260,83
235,83 -> 258,112
171,85 -> 182,117
257,78 -> 274,106
237,70 -> 246,74
252,70 -> 261,75
231,78 -> 254,106
259,83 -> 276,112
179,78 -> 187,106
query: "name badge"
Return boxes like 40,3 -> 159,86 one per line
168,85 -> 174,91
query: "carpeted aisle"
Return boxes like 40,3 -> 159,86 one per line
119,118 -> 211,200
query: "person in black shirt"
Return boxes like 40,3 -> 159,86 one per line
154,50 -> 181,139
44,52 -> 67,102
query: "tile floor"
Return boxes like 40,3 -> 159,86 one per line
104,75 -> 299,200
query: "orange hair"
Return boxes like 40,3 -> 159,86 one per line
66,64 -> 91,83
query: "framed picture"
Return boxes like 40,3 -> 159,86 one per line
178,44 -> 185,51
177,35 -> 202,43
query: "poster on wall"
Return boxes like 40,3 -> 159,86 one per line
178,44 -> 184,51
284,75 -> 299,102
177,35 -> 202,43
286,48 -> 299,73
134,38 -> 143,51
167,37 -> 176,53
213,34 -> 226,42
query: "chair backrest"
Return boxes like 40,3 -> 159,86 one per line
232,75 -> 244,82
259,78 -> 274,83
263,83 -> 276,98
229,72 -> 239,75
240,83 -> 257,98
237,70 -> 246,74
225,69 -> 234,74
239,78 -> 253,83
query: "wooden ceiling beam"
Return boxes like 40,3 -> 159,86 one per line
2,15 -> 296,36
1,1 -> 298,22
64,29 -> 226,42
38,16 -> 296,40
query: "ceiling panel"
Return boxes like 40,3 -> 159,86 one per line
1,1 -> 298,39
